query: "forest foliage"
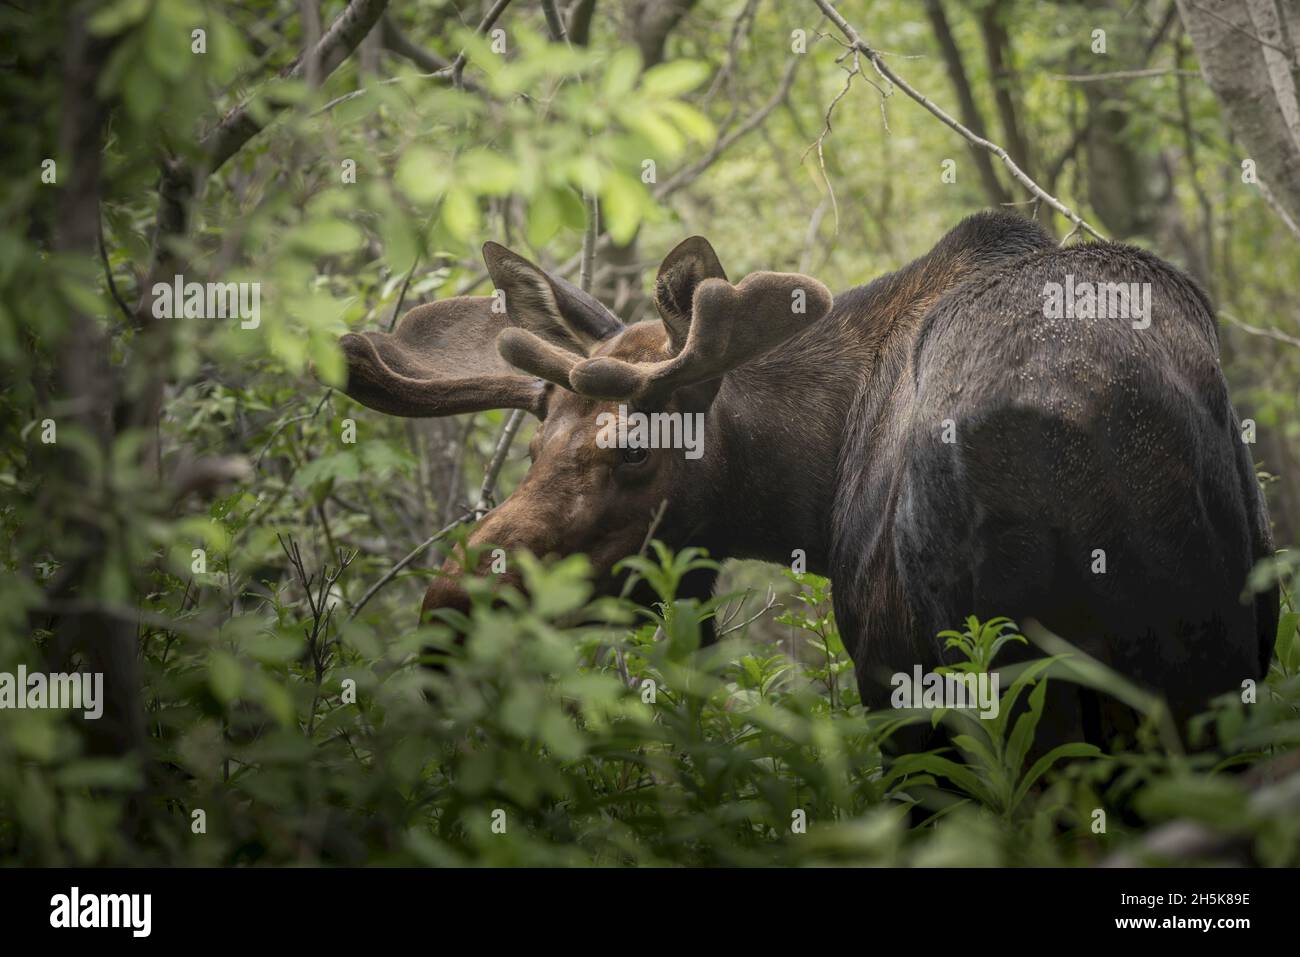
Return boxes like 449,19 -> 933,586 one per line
1,0 -> 1299,865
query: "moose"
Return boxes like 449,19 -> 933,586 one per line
339,211 -> 1276,743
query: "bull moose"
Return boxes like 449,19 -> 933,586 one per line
339,211 -> 1276,743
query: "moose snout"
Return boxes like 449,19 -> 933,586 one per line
421,575 -> 473,622
420,558 -> 529,626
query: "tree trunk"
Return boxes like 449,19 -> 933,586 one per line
1177,0 -> 1300,230
923,0 -> 1013,208
47,8 -> 146,760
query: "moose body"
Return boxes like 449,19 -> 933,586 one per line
340,211 -> 1275,740
828,217 -> 1275,735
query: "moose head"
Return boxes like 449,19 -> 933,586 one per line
339,238 -> 836,624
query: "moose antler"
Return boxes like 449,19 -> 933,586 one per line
488,230 -> 831,402
340,243 -> 628,419
339,296 -> 546,417
341,240 -> 834,416
501,270 -> 833,403
497,325 -> 579,390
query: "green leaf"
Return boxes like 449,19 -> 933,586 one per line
555,187 -> 588,230
1011,743 -> 1103,812
123,59 -> 162,123
460,149 -> 518,196
519,553 -> 592,618
243,633 -> 303,664
442,188 -> 481,242
1135,775 -> 1250,827
1005,676 -> 1048,775
526,188 -> 562,247
379,206 -> 419,273
890,753 -> 998,807
600,171 -> 647,245
951,733 -> 1000,777
538,708 -> 586,760
992,655 -> 1057,737
640,59 -> 710,98
254,675 -> 296,728
658,100 -> 716,145
295,450 -> 362,488
603,47 -> 643,99
293,220 -> 365,255
309,334 -> 346,388
1275,610 -> 1299,670
55,759 -> 142,790
145,3 -> 189,80
395,147 -> 446,203
88,0 -> 150,36
10,719 -> 59,761
500,685 -> 542,738
625,107 -> 685,159
208,651 -> 242,705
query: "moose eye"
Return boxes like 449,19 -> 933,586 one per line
621,446 -> 649,466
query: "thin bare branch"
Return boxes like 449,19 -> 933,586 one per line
703,0 -> 760,101
657,57 -> 800,200
540,0 -> 568,42
387,254 -> 421,331
380,12 -> 453,73
580,192 -> 599,292
451,0 -> 513,88
1184,0 -> 1292,55
347,512 -> 474,621
1050,67 -> 1200,82
474,409 -> 527,519
97,209 -> 132,324
204,0 -> 391,176
800,47 -> 860,232
718,588 -> 781,637
254,388 -> 334,468
810,0 -> 1104,242
608,499 -> 671,686
1257,176 -> 1300,241
1220,309 -> 1300,349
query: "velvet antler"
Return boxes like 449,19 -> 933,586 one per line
339,296 -> 546,417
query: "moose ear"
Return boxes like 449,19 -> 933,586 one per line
482,242 -> 623,354
654,235 -> 727,351
339,296 -> 546,418
570,270 -> 832,403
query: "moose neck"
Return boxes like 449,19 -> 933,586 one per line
700,270 -> 944,575
701,316 -> 867,574
703,222 -> 1036,576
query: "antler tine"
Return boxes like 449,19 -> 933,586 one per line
496,327 -> 579,390
568,271 -> 834,403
